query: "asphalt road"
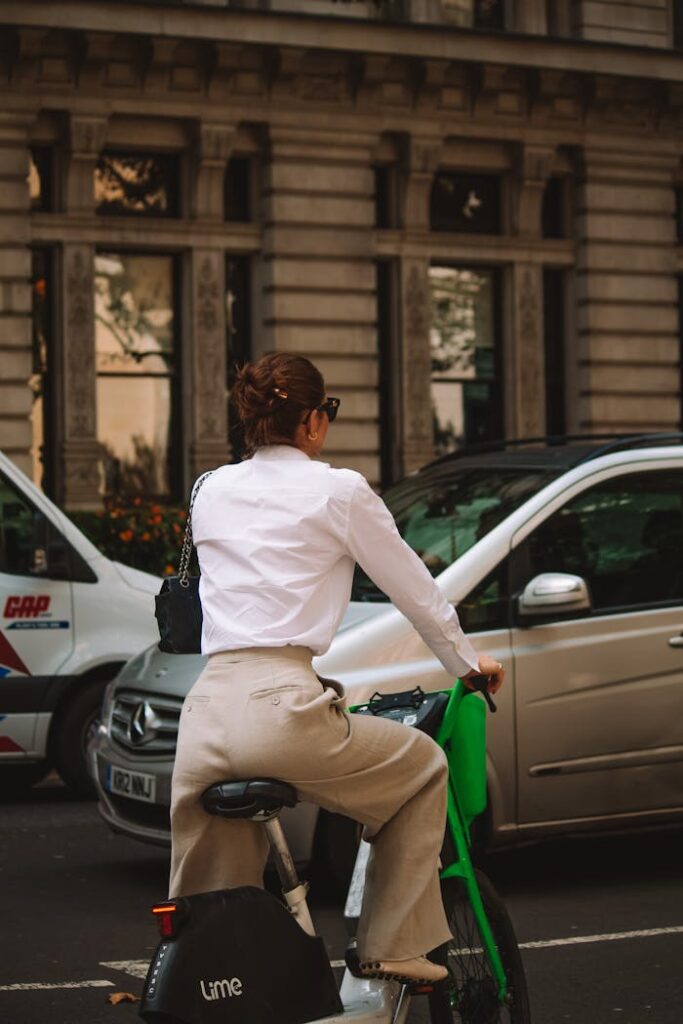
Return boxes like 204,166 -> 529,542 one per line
2,777 -> 683,1024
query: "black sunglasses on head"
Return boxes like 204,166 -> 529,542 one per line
314,397 -> 341,423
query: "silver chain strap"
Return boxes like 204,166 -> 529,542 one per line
178,471 -> 213,588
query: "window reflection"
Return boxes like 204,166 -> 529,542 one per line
94,252 -> 177,498
30,248 -> 54,495
430,266 -> 502,454
440,0 -> 505,29
226,256 -> 251,461
28,148 -> 53,212
95,153 -> 179,216
430,172 -> 501,234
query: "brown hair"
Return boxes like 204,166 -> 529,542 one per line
231,352 -> 325,452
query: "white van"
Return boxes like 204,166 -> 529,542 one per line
0,451 -> 159,795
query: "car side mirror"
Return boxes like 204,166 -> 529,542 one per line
517,572 -> 591,622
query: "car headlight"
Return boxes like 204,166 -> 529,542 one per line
100,677 -> 119,731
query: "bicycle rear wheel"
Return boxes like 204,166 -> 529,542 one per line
435,869 -> 530,1024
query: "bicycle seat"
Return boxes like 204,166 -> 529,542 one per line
201,778 -> 298,819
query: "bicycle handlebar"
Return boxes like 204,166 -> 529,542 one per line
464,674 -> 497,714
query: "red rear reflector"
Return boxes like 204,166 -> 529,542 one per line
152,903 -> 177,939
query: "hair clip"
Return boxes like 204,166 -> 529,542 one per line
273,388 -> 289,399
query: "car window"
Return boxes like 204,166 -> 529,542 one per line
456,563 -> 509,633
352,465 -> 554,601
521,469 -> 683,612
0,471 -> 49,577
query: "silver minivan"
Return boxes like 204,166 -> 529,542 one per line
90,436 -> 683,876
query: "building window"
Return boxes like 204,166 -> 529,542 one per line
679,277 -> 683,430
28,148 -> 54,212
429,265 -> 502,453
543,268 -> 566,437
226,255 -> 252,461
94,252 -> 179,499
30,248 -> 55,495
542,177 -> 567,239
675,3 -> 683,49
377,260 -> 400,487
430,172 -> 502,234
224,157 -> 252,223
374,165 -> 397,229
440,0 -> 505,29
94,153 -> 180,217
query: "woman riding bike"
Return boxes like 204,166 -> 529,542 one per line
169,352 -> 504,985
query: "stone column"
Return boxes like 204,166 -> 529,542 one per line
397,137 -> 444,473
401,260 -> 434,472
258,126 -> 379,482
193,120 -> 236,220
576,148 -> 679,433
0,113 -> 33,478
509,263 -> 545,438
58,114 -> 108,508
60,245 -> 100,509
507,144 -> 556,438
189,249 -> 229,479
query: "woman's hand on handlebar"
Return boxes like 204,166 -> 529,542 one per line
463,655 -> 505,694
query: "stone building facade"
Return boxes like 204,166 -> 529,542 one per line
0,0 -> 682,508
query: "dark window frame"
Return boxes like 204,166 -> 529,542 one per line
226,254 -> 252,462
224,156 -> 253,223
430,171 -> 503,235
473,0 -> 506,31
376,259 -> 401,488
30,247 -> 57,499
543,267 -> 566,437
94,151 -> 181,218
94,248 -> 183,502
511,468 -> 683,619
429,262 -> 505,451
29,146 -> 55,213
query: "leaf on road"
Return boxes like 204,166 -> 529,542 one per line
106,991 -> 140,1005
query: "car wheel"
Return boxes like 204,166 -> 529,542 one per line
53,681 -> 108,798
0,762 -> 50,797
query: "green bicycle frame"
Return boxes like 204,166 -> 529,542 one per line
436,679 -> 508,1001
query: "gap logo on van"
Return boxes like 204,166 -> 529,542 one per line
3,595 -> 69,631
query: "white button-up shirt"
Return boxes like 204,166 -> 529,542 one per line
192,446 -> 480,678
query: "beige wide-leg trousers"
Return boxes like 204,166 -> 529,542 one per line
169,646 -> 452,961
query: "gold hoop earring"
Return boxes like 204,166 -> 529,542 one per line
307,431 -> 318,441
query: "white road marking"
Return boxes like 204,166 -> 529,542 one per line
0,980 -> 114,992
5,927 -> 683,996
518,925 -> 683,950
100,960 -> 150,980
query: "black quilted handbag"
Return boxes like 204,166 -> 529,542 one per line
154,471 -> 212,654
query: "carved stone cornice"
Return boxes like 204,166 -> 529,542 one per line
534,70 -> 584,123
77,32 -> 116,90
475,64 -> 528,120
588,75 -> 662,131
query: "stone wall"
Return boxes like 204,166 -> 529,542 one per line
0,6 -> 681,506
573,0 -> 672,48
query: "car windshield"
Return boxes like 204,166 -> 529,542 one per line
351,464 -> 554,601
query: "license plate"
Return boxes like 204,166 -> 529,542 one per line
107,765 -> 156,803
